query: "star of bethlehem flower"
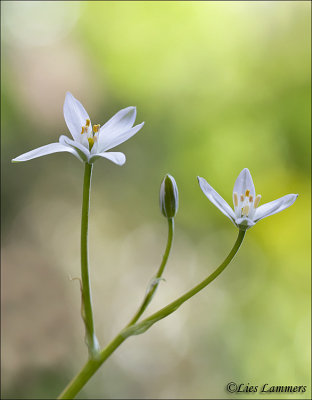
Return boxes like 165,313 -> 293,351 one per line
198,168 -> 298,230
12,92 -> 144,165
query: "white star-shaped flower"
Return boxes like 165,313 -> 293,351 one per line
198,168 -> 298,230
12,92 -> 144,165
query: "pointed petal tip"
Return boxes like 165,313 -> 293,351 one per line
197,176 -> 207,187
239,167 -> 252,177
286,193 -> 299,202
64,92 -> 80,110
129,106 -> 137,118
234,167 -> 255,197
163,173 -> 177,185
64,91 -> 77,108
290,193 -> 299,203
125,106 -> 137,120
254,193 -> 299,223
197,175 -> 236,222
64,92 -> 71,107
123,105 -> 136,113
114,152 -> 126,166
12,156 -> 27,163
11,155 -> 27,163
64,91 -> 73,103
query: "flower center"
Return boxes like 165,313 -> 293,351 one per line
81,119 -> 100,150
233,189 -> 261,219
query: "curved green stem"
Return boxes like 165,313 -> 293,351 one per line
122,229 -> 246,337
81,162 -> 99,358
58,229 -> 245,399
127,217 -> 174,326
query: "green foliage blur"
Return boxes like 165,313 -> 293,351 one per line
1,1 -> 310,399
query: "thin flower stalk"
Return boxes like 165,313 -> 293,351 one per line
127,217 -> 174,327
58,229 -> 245,399
80,162 -> 100,358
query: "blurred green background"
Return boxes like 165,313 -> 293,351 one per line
1,1 -> 311,399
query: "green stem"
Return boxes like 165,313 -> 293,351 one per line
58,229 -> 245,399
127,217 -> 174,326
81,162 -> 98,358
123,229 -> 246,337
58,334 -> 125,400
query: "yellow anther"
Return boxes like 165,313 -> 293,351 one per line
254,194 -> 261,208
249,195 -> 253,203
86,119 -> 91,127
242,204 -> 250,216
88,137 -> 94,150
81,126 -> 85,134
233,192 -> 238,207
240,195 -> 244,202
93,124 -> 100,133
245,189 -> 250,197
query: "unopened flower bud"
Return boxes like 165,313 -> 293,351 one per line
159,174 -> 179,218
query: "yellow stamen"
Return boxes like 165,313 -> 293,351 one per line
245,189 -> 250,197
233,192 -> 238,207
88,137 -> 94,150
240,195 -> 244,202
86,119 -> 90,127
93,124 -> 100,133
249,195 -> 253,203
254,194 -> 261,208
81,126 -> 85,134
242,204 -> 249,216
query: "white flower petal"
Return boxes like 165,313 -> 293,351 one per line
59,135 -> 90,162
99,122 -> 144,152
100,106 -> 137,134
233,168 -> 255,199
12,143 -> 83,163
88,151 -> 126,165
198,176 -> 236,223
254,194 -> 298,222
63,92 -> 91,141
